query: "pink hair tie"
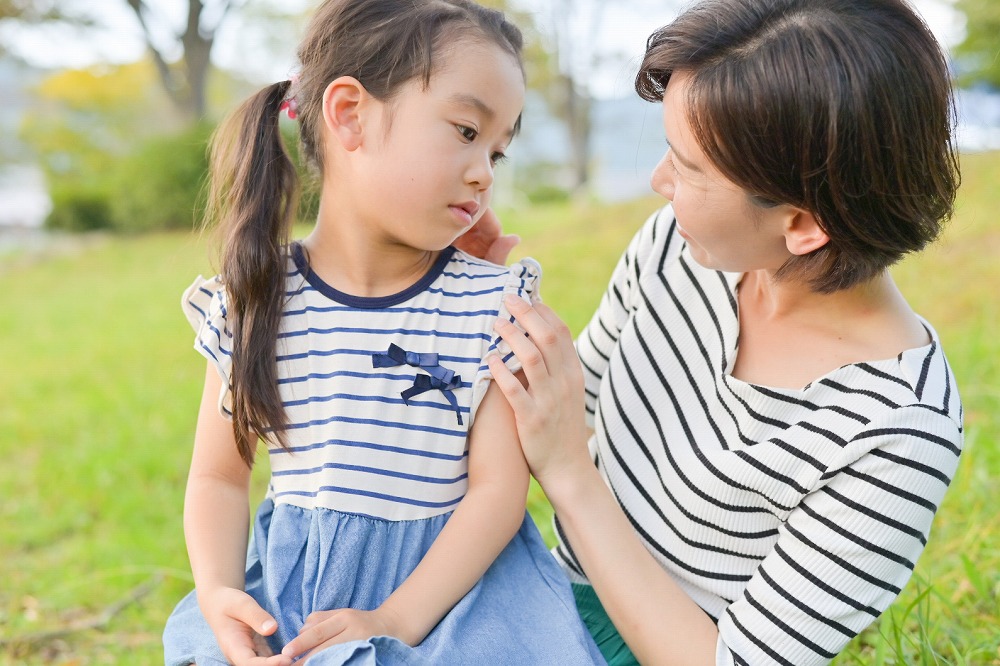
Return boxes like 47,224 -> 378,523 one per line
281,73 -> 300,120
280,98 -> 298,120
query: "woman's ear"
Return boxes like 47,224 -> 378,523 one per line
321,76 -> 368,151
783,208 -> 830,256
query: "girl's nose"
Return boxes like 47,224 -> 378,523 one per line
650,153 -> 675,201
466,152 -> 495,190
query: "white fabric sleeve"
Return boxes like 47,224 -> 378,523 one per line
714,405 -> 962,665
181,275 -> 234,420
468,257 -> 542,426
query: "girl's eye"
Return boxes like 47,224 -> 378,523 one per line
491,151 -> 508,166
457,125 -> 478,142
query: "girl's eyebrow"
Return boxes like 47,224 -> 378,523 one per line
448,93 -> 518,140
448,93 -> 495,120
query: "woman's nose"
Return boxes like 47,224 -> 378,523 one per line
650,153 -> 675,200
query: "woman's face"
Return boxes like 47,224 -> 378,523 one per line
650,72 -> 792,274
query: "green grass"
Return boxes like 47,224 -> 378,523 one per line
1,154 -> 998,664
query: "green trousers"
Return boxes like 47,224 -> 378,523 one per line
572,583 -> 640,666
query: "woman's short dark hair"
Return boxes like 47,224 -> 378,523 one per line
637,0 -> 960,293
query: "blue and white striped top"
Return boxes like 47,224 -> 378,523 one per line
183,244 -> 540,521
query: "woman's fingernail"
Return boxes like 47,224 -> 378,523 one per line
262,619 -> 276,632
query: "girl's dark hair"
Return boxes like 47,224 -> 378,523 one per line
205,0 -> 524,466
636,0 -> 960,293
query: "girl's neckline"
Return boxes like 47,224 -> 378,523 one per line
291,242 -> 456,309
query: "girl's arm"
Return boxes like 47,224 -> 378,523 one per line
185,364 -> 288,666
280,381 -> 529,658
488,298 -> 719,666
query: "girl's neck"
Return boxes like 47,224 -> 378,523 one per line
301,208 -> 440,299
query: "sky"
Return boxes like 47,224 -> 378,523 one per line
1,0 -> 967,100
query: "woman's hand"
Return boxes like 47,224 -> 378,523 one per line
486,295 -> 592,489
453,208 -> 520,264
281,606 -> 405,662
200,586 -> 289,666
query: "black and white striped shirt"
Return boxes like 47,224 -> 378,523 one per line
554,206 -> 963,665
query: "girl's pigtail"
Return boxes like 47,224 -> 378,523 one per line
205,81 -> 300,466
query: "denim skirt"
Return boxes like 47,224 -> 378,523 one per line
163,499 -> 604,665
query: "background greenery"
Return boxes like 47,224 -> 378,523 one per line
1,151 -> 998,665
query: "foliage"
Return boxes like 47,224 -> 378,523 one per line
21,61 -> 292,234
1,154 -> 998,663
109,122 -> 214,233
20,61 -> 179,178
954,0 -> 1000,88
45,180 -> 114,232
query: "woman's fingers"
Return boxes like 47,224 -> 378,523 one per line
486,354 -> 532,413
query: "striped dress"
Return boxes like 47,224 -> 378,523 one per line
163,244 -> 604,666
555,206 -> 963,665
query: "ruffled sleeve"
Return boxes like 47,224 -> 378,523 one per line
181,275 -> 234,419
468,258 -> 542,425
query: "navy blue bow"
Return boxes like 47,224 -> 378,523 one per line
372,344 -> 464,425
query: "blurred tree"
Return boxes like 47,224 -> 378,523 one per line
515,0 -> 681,194
122,0 -> 245,121
954,0 -> 1000,88
543,0 -> 607,194
0,0 -> 90,56
1,1 -> 301,122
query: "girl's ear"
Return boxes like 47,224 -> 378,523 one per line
321,76 -> 368,151
783,208 -> 830,256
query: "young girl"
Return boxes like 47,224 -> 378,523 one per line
162,1 -> 604,665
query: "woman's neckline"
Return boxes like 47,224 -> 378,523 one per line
291,242 -> 456,309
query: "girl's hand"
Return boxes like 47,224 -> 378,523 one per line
453,208 -> 520,264
281,607 -> 405,662
487,296 -> 592,490
201,586 -> 290,666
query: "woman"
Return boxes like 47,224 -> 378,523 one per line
482,0 -> 964,663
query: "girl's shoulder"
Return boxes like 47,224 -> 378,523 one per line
447,248 -> 542,300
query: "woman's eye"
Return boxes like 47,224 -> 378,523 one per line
457,125 -> 477,142
491,151 -> 508,166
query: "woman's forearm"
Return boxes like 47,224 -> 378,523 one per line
543,463 -> 719,666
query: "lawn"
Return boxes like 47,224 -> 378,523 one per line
1,152 -> 997,664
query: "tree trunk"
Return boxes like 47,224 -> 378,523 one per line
564,73 -> 591,193
182,0 -> 212,120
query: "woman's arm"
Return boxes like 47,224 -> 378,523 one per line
488,297 -> 719,665
280,381 -> 530,658
185,363 -> 288,666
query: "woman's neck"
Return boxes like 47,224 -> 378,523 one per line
731,269 -> 930,388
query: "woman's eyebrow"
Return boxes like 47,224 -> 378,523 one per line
667,138 -> 702,173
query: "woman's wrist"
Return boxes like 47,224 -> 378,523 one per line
536,453 -> 604,516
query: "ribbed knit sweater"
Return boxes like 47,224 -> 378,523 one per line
554,206 -> 963,665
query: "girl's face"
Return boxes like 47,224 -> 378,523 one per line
650,72 -> 792,274
353,40 -> 525,252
